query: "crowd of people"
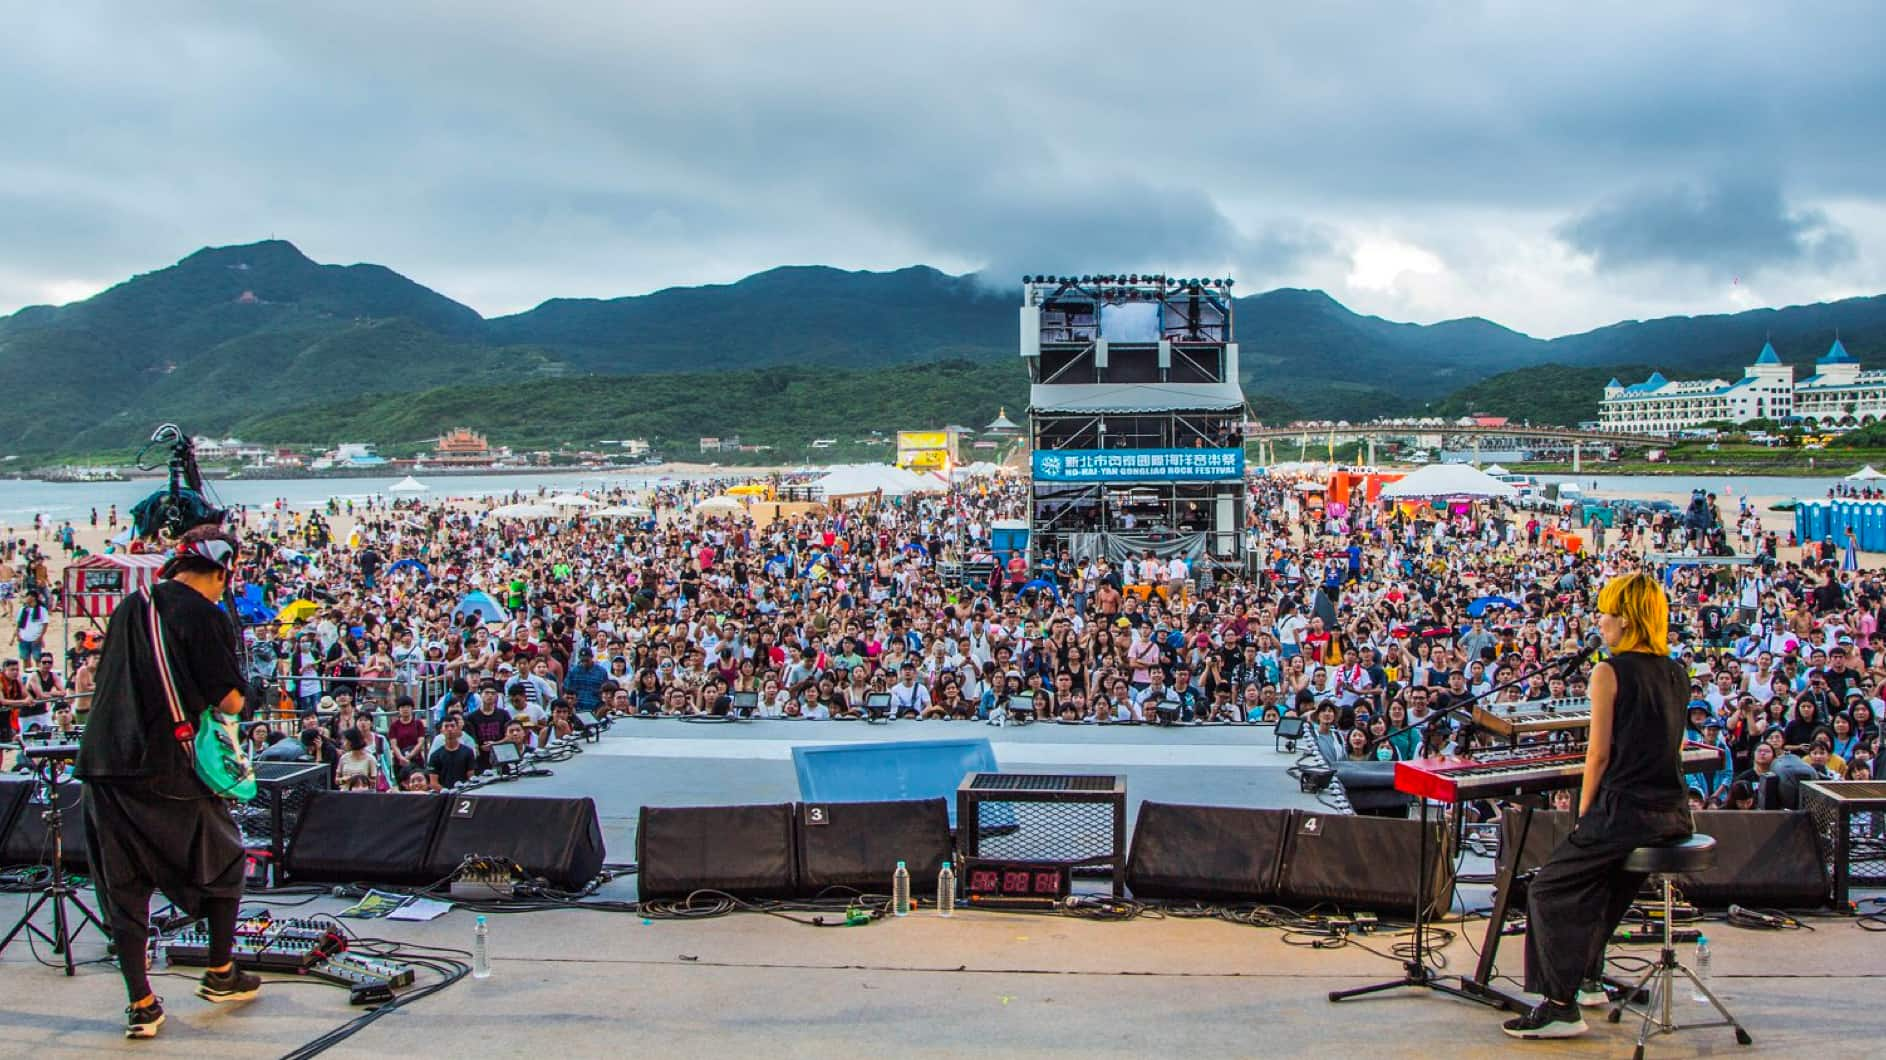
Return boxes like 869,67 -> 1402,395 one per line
7,472 -> 1882,810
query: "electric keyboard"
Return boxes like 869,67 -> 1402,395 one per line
1472,697 -> 1591,737
1395,741 -> 1725,803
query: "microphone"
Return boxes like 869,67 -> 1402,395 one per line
1557,633 -> 1602,669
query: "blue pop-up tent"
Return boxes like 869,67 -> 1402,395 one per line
453,590 -> 506,623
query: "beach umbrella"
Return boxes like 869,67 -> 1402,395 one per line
453,590 -> 507,623
694,495 -> 745,515
388,475 -> 430,493
593,505 -> 653,519
274,599 -> 320,624
548,493 -> 597,507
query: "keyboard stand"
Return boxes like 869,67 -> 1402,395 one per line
1328,794 -> 1503,1011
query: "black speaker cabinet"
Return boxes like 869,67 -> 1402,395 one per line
1678,810 -> 1828,908
0,775 -> 85,872
1278,811 -> 1452,917
424,793 -> 605,890
283,791 -> 443,886
1125,802 -> 1292,901
636,803 -> 798,901
796,798 -> 951,896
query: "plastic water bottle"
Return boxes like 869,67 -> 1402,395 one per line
937,862 -> 956,918
892,860 -> 911,917
472,915 -> 491,979
1691,935 -> 1710,1002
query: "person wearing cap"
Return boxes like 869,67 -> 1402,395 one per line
75,524 -> 261,1036
563,644 -> 608,715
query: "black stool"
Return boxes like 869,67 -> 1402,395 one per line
1606,834 -> 1752,1058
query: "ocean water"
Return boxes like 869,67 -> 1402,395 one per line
0,470 -> 1840,525
0,470 -> 693,523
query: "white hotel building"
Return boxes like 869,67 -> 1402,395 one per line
1599,339 -> 1867,435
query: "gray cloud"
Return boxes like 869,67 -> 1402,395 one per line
0,1 -> 1882,332
1558,176 -> 1857,274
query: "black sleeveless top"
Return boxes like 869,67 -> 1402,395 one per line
1599,652 -> 1690,810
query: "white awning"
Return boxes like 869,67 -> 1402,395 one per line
1029,381 -> 1246,414
1379,463 -> 1518,501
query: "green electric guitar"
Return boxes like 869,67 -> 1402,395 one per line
148,592 -> 257,800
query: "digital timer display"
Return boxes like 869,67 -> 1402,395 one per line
962,860 -> 1070,900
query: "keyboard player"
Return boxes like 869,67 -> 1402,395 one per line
1503,572 -> 1694,1041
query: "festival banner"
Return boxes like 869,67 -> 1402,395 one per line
1031,447 -> 1244,482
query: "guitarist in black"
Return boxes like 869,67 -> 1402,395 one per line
76,526 -> 260,1039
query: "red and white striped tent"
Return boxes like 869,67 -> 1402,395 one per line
63,553 -> 165,618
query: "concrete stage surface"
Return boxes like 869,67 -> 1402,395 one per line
2,719 -> 1880,1058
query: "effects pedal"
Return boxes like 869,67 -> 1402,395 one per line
1612,925 -> 1700,945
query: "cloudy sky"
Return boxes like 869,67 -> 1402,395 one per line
5,1 -> 1883,336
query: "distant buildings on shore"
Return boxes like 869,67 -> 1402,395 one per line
1599,338 -> 1867,435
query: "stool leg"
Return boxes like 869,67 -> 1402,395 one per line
1672,964 -> 1755,1046
1609,961 -> 1658,1025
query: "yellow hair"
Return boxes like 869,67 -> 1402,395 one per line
1597,572 -> 1669,656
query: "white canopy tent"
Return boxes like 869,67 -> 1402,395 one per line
1482,464 -> 1510,477
547,493 -> 598,507
488,502 -> 559,518
592,504 -> 653,519
1846,465 -> 1886,481
1379,463 -> 1519,501
812,464 -> 940,498
387,475 -> 429,493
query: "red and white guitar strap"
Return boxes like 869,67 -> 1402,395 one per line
145,590 -> 195,744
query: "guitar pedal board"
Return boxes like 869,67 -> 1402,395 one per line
160,916 -> 415,990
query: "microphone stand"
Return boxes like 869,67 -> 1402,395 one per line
1330,640 -> 1598,1012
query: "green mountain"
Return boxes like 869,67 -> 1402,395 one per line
3,239 -> 1884,453
230,361 -> 1028,459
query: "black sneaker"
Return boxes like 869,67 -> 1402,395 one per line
125,998 -> 165,1039
1501,999 -> 1588,1040
196,966 -> 262,1004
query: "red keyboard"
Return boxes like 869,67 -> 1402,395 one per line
1395,742 -> 1725,803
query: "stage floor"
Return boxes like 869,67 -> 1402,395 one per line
1,889 -> 1880,1058
3,721 -> 1880,1057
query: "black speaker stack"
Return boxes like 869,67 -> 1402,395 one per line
283,791 -> 605,890
1123,802 -> 1452,917
636,798 -> 952,901
1500,808 -> 1830,909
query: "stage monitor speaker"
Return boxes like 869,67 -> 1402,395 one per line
283,791 -> 443,886
1677,810 -> 1828,908
796,798 -> 951,895
0,774 -> 33,859
1498,808 -> 1574,882
1124,802 -> 1291,901
1277,811 -> 1451,918
637,803 -> 797,901
0,776 -> 86,872
423,793 -> 605,890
